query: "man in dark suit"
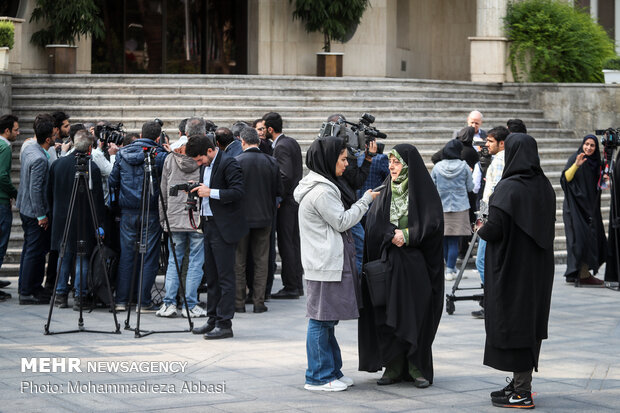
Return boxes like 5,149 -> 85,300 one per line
215,127 -> 243,158
234,127 -> 281,313
186,135 -> 248,339
262,112 -> 304,299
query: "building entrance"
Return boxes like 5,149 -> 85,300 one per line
93,0 -> 247,74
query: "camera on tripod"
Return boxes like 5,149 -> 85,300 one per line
74,152 -> 91,172
95,123 -> 126,147
318,113 -> 386,155
595,128 -> 620,150
169,182 -> 201,211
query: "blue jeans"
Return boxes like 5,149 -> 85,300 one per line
115,213 -> 161,306
443,236 -> 459,272
55,253 -> 88,297
351,222 -> 364,275
18,213 -> 50,296
305,319 -> 343,385
0,204 -> 12,269
163,231 -> 204,309
476,238 -> 486,283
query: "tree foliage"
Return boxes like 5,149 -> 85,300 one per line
30,0 -> 104,47
0,21 -> 15,49
504,0 -> 616,83
290,0 -> 369,52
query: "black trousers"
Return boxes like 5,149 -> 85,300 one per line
202,219 -> 236,329
276,199 -> 303,292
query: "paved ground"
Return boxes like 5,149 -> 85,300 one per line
1,264 -> 619,412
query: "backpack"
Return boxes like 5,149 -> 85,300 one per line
88,245 -> 120,306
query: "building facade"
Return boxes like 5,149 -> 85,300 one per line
1,0 -> 618,81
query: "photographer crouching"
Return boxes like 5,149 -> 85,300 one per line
48,130 -> 105,309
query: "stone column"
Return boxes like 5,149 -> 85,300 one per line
468,0 -> 509,82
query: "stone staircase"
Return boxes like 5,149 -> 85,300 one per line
3,74 -> 608,276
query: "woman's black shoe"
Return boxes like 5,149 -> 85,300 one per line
376,377 -> 401,385
413,378 -> 431,388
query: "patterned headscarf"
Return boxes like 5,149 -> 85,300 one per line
389,149 -> 409,225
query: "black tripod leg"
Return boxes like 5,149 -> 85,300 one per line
451,231 -> 478,295
44,174 -> 80,334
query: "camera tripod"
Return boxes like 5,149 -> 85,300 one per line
122,147 -> 194,337
445,230 -> 484,315
44,155 -> 121,335
603,145 -> 620,291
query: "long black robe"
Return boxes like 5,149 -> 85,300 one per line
478,133 -> 555,372
605,150 -> 620,282
358,144 -> 444,383
561,135 -> 606,280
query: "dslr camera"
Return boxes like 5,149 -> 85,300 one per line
169,182 -> 201,211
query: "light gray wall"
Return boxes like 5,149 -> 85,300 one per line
504,83 -> 620,138
0,73 -> 11,115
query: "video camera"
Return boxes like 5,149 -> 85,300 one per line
154,118 -> 170,145
595,128 -> 620,151
95,123 -> 126,147
169,182 -> 201,211
74,152 -> 91,172
318,113 -> 386,155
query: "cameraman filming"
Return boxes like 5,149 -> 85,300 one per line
48,130 -> 105,309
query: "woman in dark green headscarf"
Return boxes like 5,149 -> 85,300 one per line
359,144 -> 444,388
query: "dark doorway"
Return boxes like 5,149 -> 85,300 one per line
92,0 -> 247,74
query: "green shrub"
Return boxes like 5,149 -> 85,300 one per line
0,21 -> 15,49
505,0 -> 615,83
603,57 -> 620,70
30,0 -> 104,47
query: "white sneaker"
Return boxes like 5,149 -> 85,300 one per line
304,379 -> 347,392
182,305 -> 207,318
156,303 -> 177,317
445,270 -> 456,281
339,376 -> 354,387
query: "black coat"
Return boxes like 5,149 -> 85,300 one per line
358,144 -> 444,383
48,152 -> 105,254
235,147 -> 282,228
199,149 -> 248,244
478,133 -> 555,372
561,136 -> 607,279
273,135 -> 302,202
605,150 -> 620,282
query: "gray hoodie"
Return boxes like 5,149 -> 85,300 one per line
294,171 -> 373,282
159,152 -> 201,232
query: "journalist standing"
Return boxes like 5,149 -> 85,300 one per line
477,133 -> 555,409
108,121 -> 168,312
48,131 -> 105,309
431,139 -> 473,280
561,135 -> 607,285
295,136 -> 377,392
156,137 -> 206,318
0,115 -> 19,276
187,135 -> 248,339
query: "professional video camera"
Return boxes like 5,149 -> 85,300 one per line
595,128 -> 620,151
154,118 -> 170,145
169,182 -> 201,211
95,123 -> 126,146
318,113 -> 386,155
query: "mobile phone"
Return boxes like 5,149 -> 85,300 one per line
372,184 -> 386,192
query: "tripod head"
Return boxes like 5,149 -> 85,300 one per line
75,152 -> 91,172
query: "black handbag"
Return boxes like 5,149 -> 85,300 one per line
362,249 -> 389,307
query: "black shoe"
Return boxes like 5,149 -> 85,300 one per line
253,304 -> 268,313
0,290 -> 11,301
413,377 -> 431,388
19,294 -> 50,305
270,288 -> 300,299
73,296 -> 90,311
491,377 -> 515,399
55,293 -> 68,308
235,306 -> 246,313
204,327 -> 233,340
492,391 -> 534,409
0,280 -> 10,288
192,322 -> 215,335
471,309 -> 485,319
376,377 -> 401,385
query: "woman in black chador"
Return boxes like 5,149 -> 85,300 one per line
478,133 -> 555,409
605,149 -> 620,283
561,135 -> 607,285
358,144 -> 444,388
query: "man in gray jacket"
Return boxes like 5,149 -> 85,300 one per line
16,114 -> 55,304
156,138 -> 206,318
